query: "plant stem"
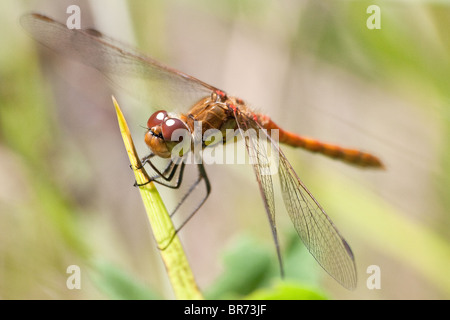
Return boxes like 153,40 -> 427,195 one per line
113,96 -> 203,300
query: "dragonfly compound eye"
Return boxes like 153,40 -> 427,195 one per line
147,110 -> 168,129
161,118 -> 190,142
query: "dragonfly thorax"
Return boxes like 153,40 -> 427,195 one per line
179,95 -> 244,145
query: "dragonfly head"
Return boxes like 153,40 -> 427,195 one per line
144,110 -> 191,158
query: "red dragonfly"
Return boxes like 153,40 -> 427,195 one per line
22,13 -> 383,290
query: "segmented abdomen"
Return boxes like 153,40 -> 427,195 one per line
258,114 -> 384,168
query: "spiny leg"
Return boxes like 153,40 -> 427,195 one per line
159,163 -> 211,250
134,154 -> 185,188
134,155 -> 211,250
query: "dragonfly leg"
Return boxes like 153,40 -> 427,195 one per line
136,155 -> 210,225
137,153 -> 155,170
130,153 -> 155,172
158,163 -> 211,251
169,163 -> 210,218
134,154 -> 185,188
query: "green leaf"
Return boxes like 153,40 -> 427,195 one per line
245,281 -> 327,300
91,260 -> 160,300
205,235 -> 272,299
113,97 -> 203,300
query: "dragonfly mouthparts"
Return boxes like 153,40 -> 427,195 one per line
149,128 -> 163,139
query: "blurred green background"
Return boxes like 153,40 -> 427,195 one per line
0,0 -> 449,299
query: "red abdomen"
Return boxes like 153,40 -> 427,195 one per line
258,114 -> 384,168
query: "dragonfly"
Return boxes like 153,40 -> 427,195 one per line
21,13 -> 384,290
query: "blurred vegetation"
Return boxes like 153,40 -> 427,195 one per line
0,0 -> 449,299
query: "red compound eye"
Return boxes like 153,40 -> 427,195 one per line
147,110 -> 168,128
161,118 -> 189,141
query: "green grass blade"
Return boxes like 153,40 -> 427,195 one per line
113,96 -> 203,300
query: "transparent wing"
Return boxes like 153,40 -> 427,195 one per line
234,112 -> 284,275
21,13 -> 217,113
241,113 -> 357,290
277,149 -> 357,290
